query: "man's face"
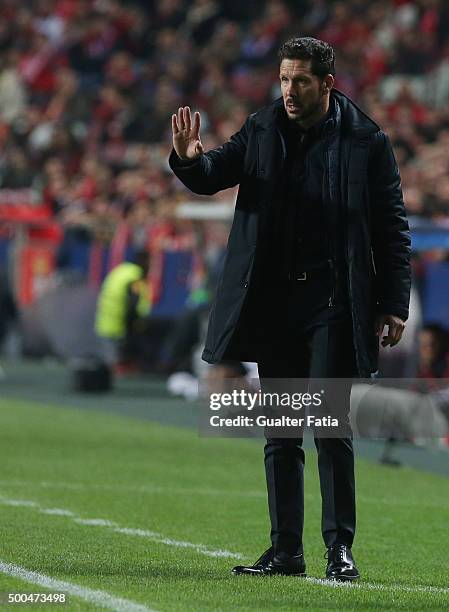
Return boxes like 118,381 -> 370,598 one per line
279,58 -> 328,123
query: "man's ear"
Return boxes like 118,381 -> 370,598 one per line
321,74 -> 334,95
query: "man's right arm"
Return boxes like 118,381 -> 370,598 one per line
169,114 -> 250,196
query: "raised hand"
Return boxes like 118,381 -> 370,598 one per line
172,106 -> 204,161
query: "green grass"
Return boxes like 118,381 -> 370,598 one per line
0,397 -> 448,611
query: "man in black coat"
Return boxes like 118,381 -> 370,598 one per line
169,37 -> 411,581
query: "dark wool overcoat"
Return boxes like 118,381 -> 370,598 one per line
169,89 -> 412,377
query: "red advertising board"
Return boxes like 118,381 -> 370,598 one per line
17,243 -> 56,306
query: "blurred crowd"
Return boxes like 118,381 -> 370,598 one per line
0,0 -> 449,445
1,0 -> 449,244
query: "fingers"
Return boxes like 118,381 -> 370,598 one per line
389,322 -> 405,347
174,106 -> 199,133
177,107 -> 185,130
172,106 -> 200,132
193,110 -> 201,138
184,106 -> 191,132
380,330 -> 394,348
380,320 -> 405,347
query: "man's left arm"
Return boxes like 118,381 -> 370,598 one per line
368,130 -> 412,347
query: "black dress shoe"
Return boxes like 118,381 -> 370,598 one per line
325,543 -> 360,581
232,547 -> 306,577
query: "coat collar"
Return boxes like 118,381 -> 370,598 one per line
252,89 -> 380,137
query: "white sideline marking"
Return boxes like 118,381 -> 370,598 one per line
1,495 -> 447,598
75,518 -> 118,527
305,576 -> 449,596
41,508 -> 76,517
0,496 -> 243,560
114,527 -> 237,558
2,498 -> 39,507
0,560 -> 155,611
115,528 -> 159,537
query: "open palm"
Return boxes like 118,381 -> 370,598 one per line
172,106 -> 204,161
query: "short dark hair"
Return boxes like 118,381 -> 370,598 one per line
278,37 -> 335,78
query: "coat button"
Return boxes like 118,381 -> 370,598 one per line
243,281 -> 249,288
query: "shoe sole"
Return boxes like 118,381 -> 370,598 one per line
232,570 -> 307,577
326,574 -> 360,582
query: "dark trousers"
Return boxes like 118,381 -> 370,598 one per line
257,275 -> 357,554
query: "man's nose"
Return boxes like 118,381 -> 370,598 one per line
285,82 -> 294,97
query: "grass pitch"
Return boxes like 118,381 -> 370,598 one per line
0,397 -> 448,611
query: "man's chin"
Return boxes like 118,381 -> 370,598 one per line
285,106 -> 303,119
